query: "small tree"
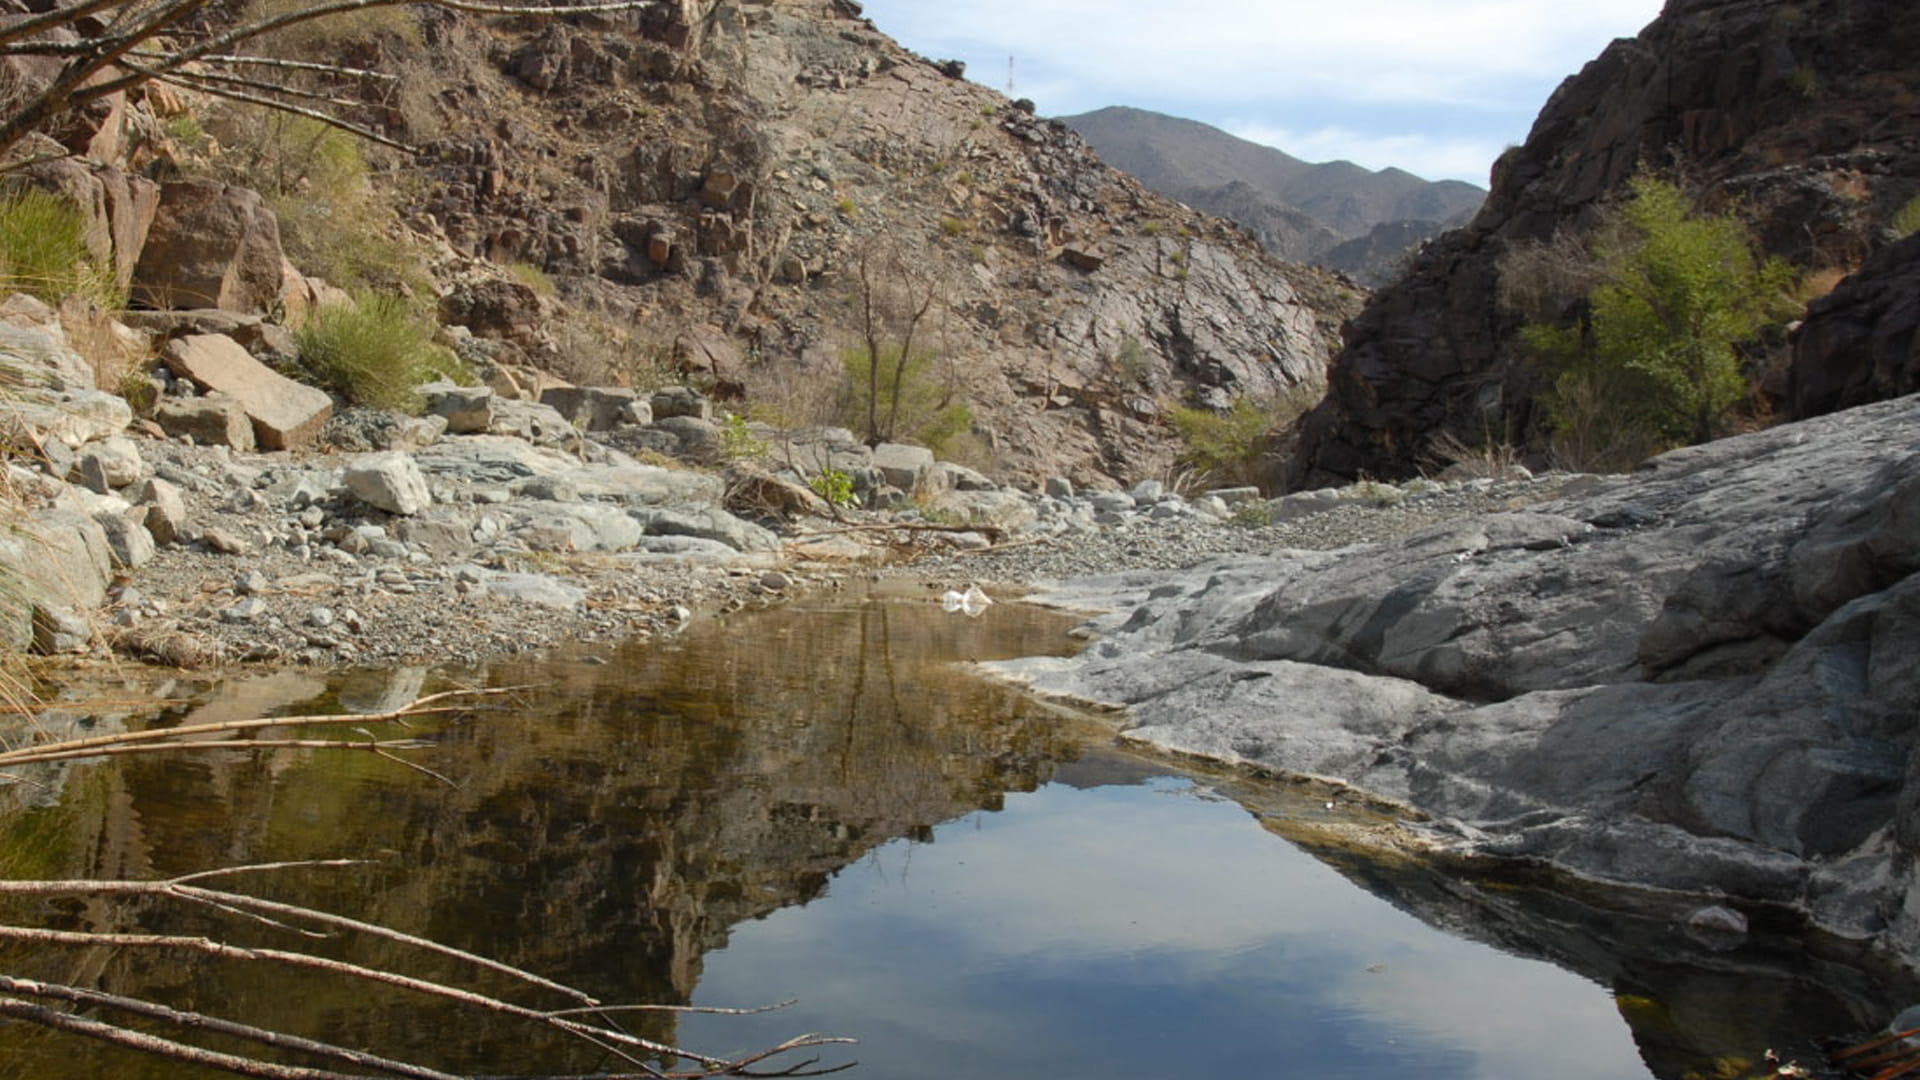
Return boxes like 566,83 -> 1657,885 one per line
1520,176 -> 1796,454
844,232 -> 962,446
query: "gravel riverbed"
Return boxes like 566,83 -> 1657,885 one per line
90,436 -> 1579,673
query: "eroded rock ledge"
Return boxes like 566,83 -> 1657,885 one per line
993,393 -> 1920,966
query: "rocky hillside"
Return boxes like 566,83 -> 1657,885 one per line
1061,106 -> 1485,283
1289,0 -> 1920,488
6,0 -> 1360,492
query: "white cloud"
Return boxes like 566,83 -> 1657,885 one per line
1225,122 -> 1508,185
856,0 -> 1664,181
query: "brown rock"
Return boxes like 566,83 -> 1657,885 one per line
162,334 -> 333,450
18,140 -> 159,292
1060,244 -> 1105,272
132,179 -> 287,314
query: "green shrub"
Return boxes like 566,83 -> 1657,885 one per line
294,294 -> 461,412
1524,175 -> 1796,455
840,344 -> 970,455
719,412 -> 766,459
809,467 -> 856,508
0,189 -> 121,308
506,261 -> 556,298
1166,395 -> 1282,490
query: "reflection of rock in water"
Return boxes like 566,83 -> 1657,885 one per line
1278,827 -> 1918,1077
0,593 -> 1086,1075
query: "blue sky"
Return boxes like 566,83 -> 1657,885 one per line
854,0 -> 1667,186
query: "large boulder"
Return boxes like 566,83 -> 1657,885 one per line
0,293 -> 95,392
999,393 -> 1920,965
131,179 -> 287,314
0,507 -> 113,651
161,334 -> 333,450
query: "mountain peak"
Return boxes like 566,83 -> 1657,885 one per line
1058,106 -> 1483,280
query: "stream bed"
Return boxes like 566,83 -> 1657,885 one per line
0,584 -> 1903,1078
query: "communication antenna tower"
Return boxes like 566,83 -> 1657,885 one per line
1007,55 -> 1016,95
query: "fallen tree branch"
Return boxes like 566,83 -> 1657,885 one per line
0,866 -> 855,1078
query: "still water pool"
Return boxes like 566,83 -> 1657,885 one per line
0,584 -> 1892,1078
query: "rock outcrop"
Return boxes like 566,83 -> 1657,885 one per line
1291,0 -> 1920,487
387,0 -> 1358,486
1791,232 -> 1920,417
998,392 -> 1920,967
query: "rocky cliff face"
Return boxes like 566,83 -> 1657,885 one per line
4,0 -> 1357,490
1291,0 -> 1920,487
365,0 -> 1358,486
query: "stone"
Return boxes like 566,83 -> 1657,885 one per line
0,293 -> 94,391
31,605 -> 93,654
344,452 -> 432,515
202,527 -> 251,554
135,478 -> 189,546
1791,232 -> 1920,419
420,381 -> 495,435
162,334 -> 333,450
1,389 -> 134,452
71,435 -> 144,490
153,394 -> 256,450
931,462 -> 996,492
541,385 -> 639,432
220,597 -> 269,623
14,152 -> 159,294
650,415 -> 725,463
0,508 -> 112,648
131,178 -> 287,314
488,398 -> 578,447
1044,476 -> 1074,498
95,511 -> 156,568
631,505 -> 780,553
650,386 -> 712,421
870,442 -> 935,493
483,572 -> 586,609
1060,244 -> 1105,272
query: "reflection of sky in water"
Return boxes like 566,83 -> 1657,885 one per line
684,777 -> 1649,1079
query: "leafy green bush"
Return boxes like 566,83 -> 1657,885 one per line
809,467 -> 856,508
1166,393 -> 1305,491
1523,175 -> 1796,459
0,189 -> 121,308
294,295 -> 461,412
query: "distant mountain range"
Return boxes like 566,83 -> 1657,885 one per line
1059,106 -> 1485,285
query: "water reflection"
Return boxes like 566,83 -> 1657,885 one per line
0,586 -> 1907,1079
